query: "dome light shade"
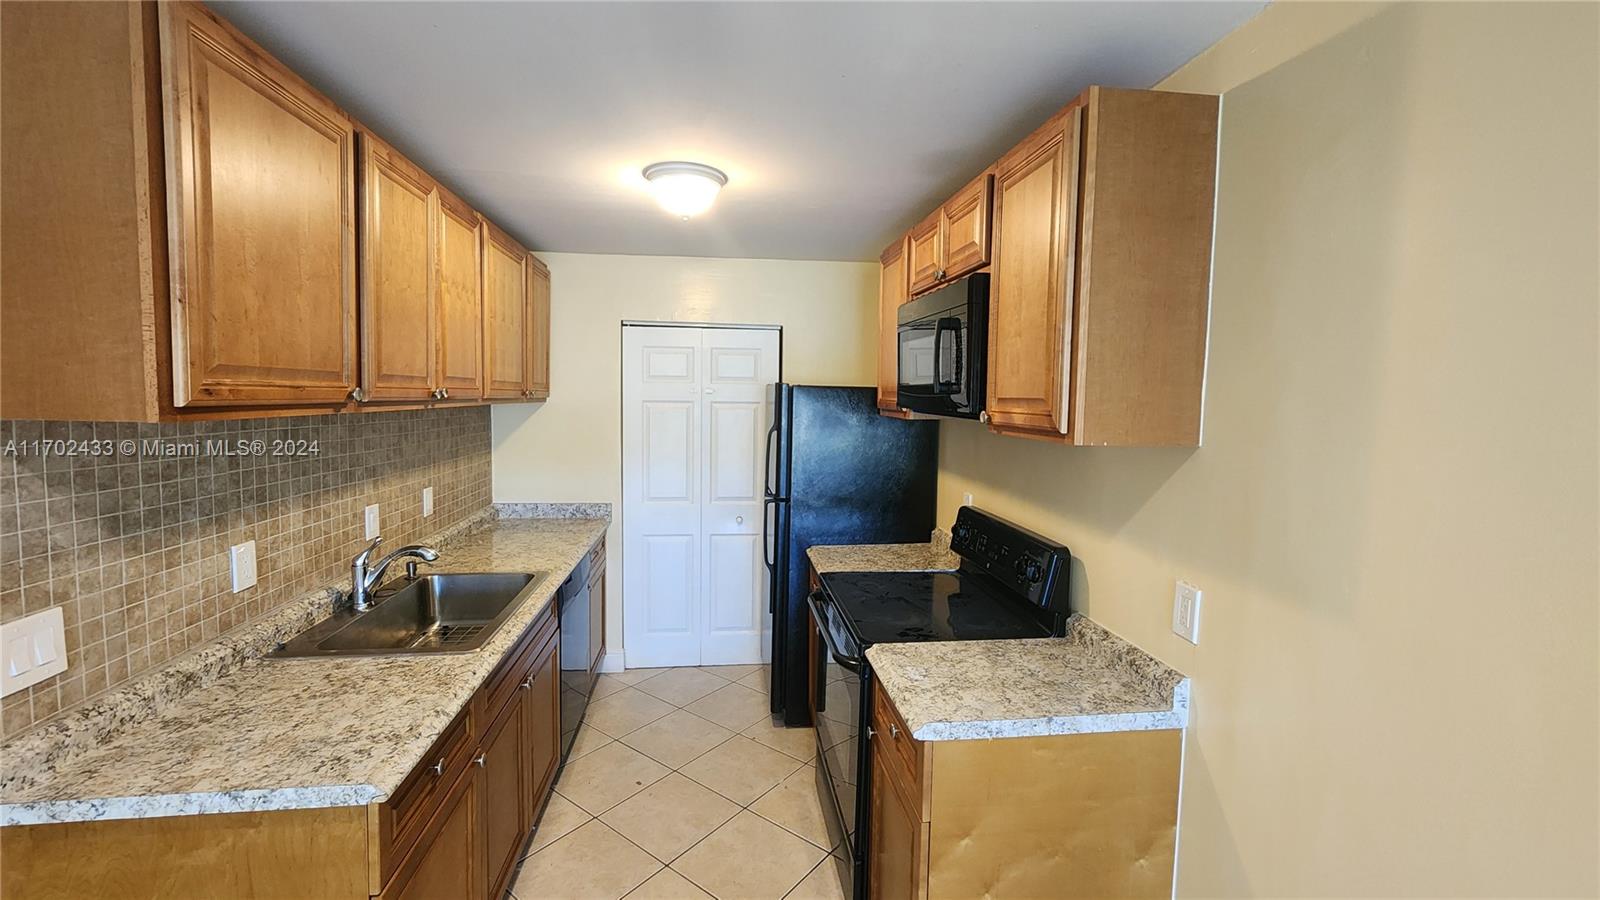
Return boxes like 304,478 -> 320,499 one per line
642,161 -> 727,218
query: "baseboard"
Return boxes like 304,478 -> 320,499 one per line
599,650 -> 626,673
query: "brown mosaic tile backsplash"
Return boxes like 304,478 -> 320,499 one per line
0,407 -> 492,739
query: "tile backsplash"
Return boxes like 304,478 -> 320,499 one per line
0,407 -> 492,738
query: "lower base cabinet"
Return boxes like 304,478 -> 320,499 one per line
867,682 -> 1184,900
379,764 -> 485,900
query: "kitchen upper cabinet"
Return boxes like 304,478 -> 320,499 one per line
0,0 -> 549,422
437,188 -> 485,400
358,129 -> 438,402
525,256 -> 552,400
483,222 -> 530,399
877,235 -> 912,418
160,1 -> 356,408
906,211 -> 943,295
987,87 -> 1218,446
905,173 -> 994,299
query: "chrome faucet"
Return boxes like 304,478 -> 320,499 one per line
350,537 -> 440,611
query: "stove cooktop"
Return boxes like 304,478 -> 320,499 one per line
818,570 -> 1055,647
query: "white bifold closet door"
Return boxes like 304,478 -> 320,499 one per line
622,324 -> 780,668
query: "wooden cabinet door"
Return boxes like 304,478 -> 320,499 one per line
159,2 -> 356,407
359,130 -> 437,402
524,641 -> 560,814
869,745 -> 925,900
877,236 -> 908,413
525,256 -> 551,400
986,107 -> 1082,436
381,766 -> 486,900
906,211 -> 942,296
940,173 -> 992,280
436,189 -> 483,400
483,222 -> 528,398
482,695 -> 528,900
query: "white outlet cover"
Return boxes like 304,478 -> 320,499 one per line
1173,581 -> 1202,644
1,607 -> 67,698
962,492 -> 974,507
230,540 -> 258,593
422,486 -> 434,518
364,504 -> 381,540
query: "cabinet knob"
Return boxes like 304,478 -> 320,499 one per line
978,410 -> 990,424
519,677 -> 532,690
865,726 -> 877,740
428,758 -> 443,776
889,723 -> 901,738
472,753 -> 486,768
349,387 -> 367,403
440,388 -> 449,400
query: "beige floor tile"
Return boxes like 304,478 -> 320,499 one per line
512,820 -> 661,900
698,663 -> 761,681
526,791 -> 594,857
673,811 -> 825,900
742,718 -> 816,762
750,766 -> 830,848
685,682 -> 772,731
555,741 -> 671,815
625,868 -> 714,900
600,773 -> 742,863
566,724 -> 614,762
680,736 -> 806,806
634,668 -> 730,707
737,669 -> 770,694
783,857 -> 848,900
592,674 -> 635,700
584,687 -> 676,737
619,709 -> 736,768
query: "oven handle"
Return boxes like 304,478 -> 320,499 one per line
807,591 -> 862,673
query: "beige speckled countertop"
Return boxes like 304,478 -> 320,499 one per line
805,539 -> 1187,742
0,515 -> 605,825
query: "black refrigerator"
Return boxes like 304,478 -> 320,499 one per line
764,385 -> 938,726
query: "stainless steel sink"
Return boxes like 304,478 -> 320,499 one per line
270,572 -> 546,658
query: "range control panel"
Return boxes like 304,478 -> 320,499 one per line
949,506 -> 1072,614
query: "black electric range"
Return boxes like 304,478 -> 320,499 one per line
806,507 -> 1072,900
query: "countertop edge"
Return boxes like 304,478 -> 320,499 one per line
905,678 -> 1191,742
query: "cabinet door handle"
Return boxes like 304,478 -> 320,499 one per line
865,726 -> 876,740
472,753 -> 486,768
519,677 -> 532,690
440,387 -> 449,400
428,758 -> 443,776
350,387 -> 366,403
889,723 -> 900,738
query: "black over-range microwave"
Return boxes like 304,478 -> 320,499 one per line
896,273 -> 988,419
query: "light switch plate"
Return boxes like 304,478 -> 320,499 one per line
1172,581 -> 1202,644
421,487 -> 434,518
962,492 -> 974,507
364,504 -> 381,540
1,608 -> 67,698
230,540 -> 257,593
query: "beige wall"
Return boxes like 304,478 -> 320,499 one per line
492,252 -> 878,649
938,2 -> 1599,896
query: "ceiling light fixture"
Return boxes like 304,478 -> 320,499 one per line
642,161 -> 727,219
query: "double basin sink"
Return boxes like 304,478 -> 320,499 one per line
271,572 -> 547,658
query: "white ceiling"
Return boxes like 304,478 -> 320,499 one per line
218,1 -> 1264,262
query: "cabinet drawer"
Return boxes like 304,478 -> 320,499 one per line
383,702 -> 475,873
873,682 -> 923,806
478,601 -> 556,733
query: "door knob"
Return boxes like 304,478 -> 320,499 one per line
736,516 -> 744,524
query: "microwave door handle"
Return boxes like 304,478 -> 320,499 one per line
931,320 -> 946,394
935,317 -> 960,394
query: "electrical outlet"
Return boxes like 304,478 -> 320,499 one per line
230,540 -> 257,593
1,608 -> 67,697
962,492 -> 974,507
364,504 -> 381,540
421,486 -> 434,518
1172,581 -> 1202,644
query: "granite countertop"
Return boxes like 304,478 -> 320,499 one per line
867,617 -> 1189,741
0,514 -> 606,826
807,537 -> 1187,742
806,535 -> 958,574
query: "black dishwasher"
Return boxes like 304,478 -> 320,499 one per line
555,553 -> 598,766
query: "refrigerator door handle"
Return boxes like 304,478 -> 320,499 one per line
763,423 -> 780,498
762,496 -> 780,571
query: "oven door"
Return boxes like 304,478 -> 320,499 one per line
808,590 -> 866,896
